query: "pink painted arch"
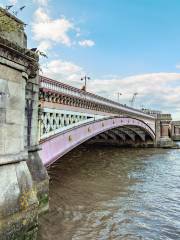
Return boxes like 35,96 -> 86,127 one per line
39,117 -> 155,166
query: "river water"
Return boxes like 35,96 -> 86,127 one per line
38,145 -> 180,240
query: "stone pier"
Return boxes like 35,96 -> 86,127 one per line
0,8 -> 48,239
171,121 -> 180,141
156,114 -> 174,147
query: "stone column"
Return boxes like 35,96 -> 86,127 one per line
171,122 -> 180,141
156,114 -> 174,147
0,59 -> 39,239
160,121 -> 170,138
174,126 -> 179,135
0,8 -> 48,239
25,74 -> 49,214
171,124 -> 175,136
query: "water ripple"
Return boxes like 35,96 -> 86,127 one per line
38,146 -> 180,240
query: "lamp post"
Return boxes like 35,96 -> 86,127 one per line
117,92 -> 122,102
81,75 -> 90,91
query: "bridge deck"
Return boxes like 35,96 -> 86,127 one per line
39,76 -> 155,120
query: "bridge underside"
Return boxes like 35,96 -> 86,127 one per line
39,117 -> 155,166
86,125 -> 154,147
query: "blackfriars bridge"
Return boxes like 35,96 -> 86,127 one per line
38,76 -> 166,166
0,9 -> 180,239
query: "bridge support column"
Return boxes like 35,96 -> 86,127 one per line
0,66 -> 39,239
174,126 -> 180,135
161,121 -> 170,138
171,121 -> 180,141
156,114 -> 174,147
0,9 -> 49,239
25,75 -> 49,215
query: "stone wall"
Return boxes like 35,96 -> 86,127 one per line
0,8 -> 48,239
0,7 -> 27,48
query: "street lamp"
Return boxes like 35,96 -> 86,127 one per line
81,75 -> 90,91
117,92 -> 122,102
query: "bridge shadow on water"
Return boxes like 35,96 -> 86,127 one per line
37,144 -> 180,240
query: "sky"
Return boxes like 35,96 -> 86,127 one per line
1,0 -> 180,119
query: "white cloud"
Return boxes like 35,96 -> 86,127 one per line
87,73 -> 180,117
79,39 -> 95,47
37,40 -> 52,53
31,5 -> 95,53
32,8 -> 74,47
33,0 -> 49,6
33,7 -> 49,23
176,64 -> 180,69
9,0 -> 17,4
41,59 -> 84,87
41,57 -> 180,119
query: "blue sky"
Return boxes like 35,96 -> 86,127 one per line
1,0 -> 180,119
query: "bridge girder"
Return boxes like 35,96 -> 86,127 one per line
123,125 -> 146,142
94,125 -> 149,143
110,129 -> 126,141
104,131 -> 118,140
116,127 -> 136,141
99,133 -> 109,140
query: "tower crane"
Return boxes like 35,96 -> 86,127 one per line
129,92 -> 138,107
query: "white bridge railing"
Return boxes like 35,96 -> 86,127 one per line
39,108 -> 105,140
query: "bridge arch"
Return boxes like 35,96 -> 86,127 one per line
39,116 -> 155,166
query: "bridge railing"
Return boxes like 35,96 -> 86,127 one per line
39,76 -> 155,119
39,108 -> 105,141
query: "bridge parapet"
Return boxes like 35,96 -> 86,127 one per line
156,113 -> 172,120
40,76 -> 155,120
39,76 -> 156,137
0,7 -> 27,48
39,108 -> 105,140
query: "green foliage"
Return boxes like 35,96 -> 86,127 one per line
0,8 -> 23,33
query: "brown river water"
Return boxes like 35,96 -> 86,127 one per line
38,145 -> 180,240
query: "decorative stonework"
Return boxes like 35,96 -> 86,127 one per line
0,36 -> 39,78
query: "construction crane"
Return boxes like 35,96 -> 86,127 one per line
129,92 -> 138,107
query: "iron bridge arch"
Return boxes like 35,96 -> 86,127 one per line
39,116 -> 155,166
